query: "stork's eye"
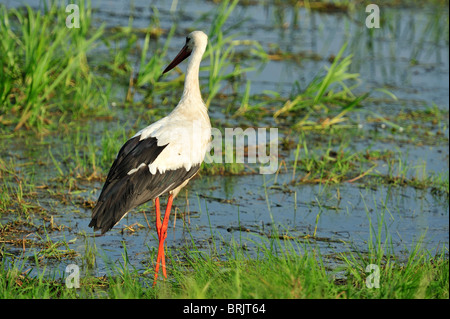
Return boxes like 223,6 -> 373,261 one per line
186,36 -> 191,44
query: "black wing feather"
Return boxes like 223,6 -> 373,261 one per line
100,135 -> 165,192
89,135 -> 199,234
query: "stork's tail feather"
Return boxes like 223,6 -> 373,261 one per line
88,177 -> 136,234
89,200 -> 123,234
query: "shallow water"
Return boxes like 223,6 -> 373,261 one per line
1,0 -> 448,276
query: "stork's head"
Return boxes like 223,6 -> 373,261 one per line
162,30 -> 208,74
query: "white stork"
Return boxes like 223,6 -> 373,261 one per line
89,31 -> 211,284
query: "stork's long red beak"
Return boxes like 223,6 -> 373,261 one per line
162,44 -> 192,74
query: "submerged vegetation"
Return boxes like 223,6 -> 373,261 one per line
0,0 -> 448,299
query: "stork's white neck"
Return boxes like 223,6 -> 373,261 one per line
181,44 -> 205,103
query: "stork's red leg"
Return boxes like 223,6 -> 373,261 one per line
160,194 -> 173,277
153,194 -> 174,286
155,197 -> 161,236
154,197 -> 162,284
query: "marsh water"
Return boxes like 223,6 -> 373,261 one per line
1,1 -> 449,277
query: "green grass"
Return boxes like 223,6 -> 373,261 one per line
0,1 -> 107,131
0,0 -> 448,301
0,226 -> 448,299
0,0 -> 438,137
